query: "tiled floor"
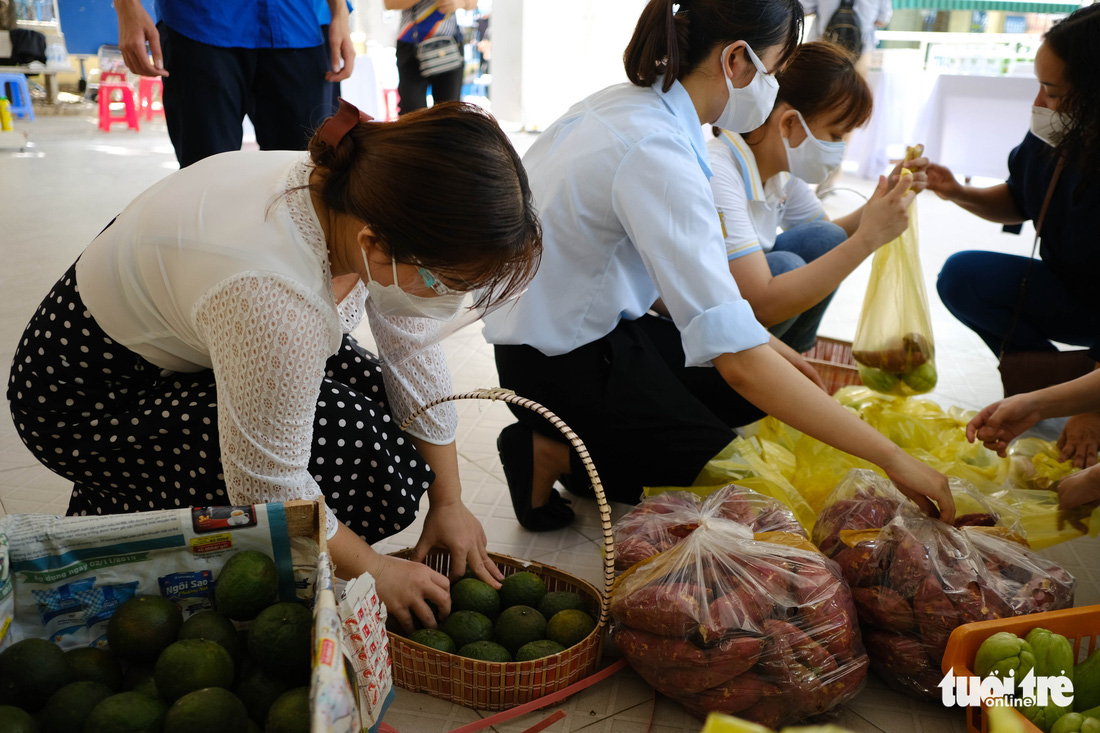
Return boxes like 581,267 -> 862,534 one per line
3,114 -> 1097,733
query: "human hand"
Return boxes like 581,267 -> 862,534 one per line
1056,465 -> 1100,510
326,8 -> 355,82
115,0 -> 167,77
966,395 -> 1043,457
890,149 -> 929,194
882,449 -> 956,523
1057,412 -> 1100,469
925,163 -> 963,202
373,554 -> 452,633
411,501 -> 504,588
854,173 -> 915,252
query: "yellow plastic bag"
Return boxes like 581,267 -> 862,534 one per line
851,179 -> 937,397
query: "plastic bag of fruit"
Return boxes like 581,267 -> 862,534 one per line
613,485 -> 807,573
610,515 -> 868,727
851,147 -> 937,397
811,469 -> 1075,700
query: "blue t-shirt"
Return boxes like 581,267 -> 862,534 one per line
156,0 -> 324,49
1005,132 -> 1100,308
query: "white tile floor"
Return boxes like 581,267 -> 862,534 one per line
3,114 -> 1097,733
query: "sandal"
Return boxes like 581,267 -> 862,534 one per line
497,423 -> 575,531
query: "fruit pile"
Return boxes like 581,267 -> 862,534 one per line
400,570 -> 597,664
853,331 -> 937,396
813,470 -> 1076,700
0,550 -> 312,733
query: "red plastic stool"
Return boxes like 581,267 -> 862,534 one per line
382,88 -> 399,121
137,77 -> 164,121
98,82 -> 140,132
100,71 -> 128,83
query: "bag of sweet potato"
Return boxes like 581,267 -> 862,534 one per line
609,491 -> 867,727
812,469 -> 1075,700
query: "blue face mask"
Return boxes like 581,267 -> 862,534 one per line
362,254 -> 466,321
782,110 -> 847,184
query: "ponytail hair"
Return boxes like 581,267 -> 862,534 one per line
305,102 -> 541,309
624,0 -> 803,92
773,41 -> 872,131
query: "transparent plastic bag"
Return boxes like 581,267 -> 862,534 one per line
610,513 -> 867,726
811,469 -> 1075,701
851,193 -> 937,397
614,485 -> 807,573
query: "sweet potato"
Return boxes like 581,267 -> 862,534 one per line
611,583 -> 704,637
788,562 -> 840,607
760,619 -> 836,677
954,513 -> 997,528
674,672 -> 777,716
952,580 -> 1003,624
886,526 -> 931,598
862,629 -> 933,681
702,588 -> 770,641
831,541 -> 888,588
630,637 -> 764,693
737,693 -> 794,729
852,586 -> 915,632
614,536 -> 659,571
613,627 -> 709,666
913,575 -> 957,657
797,594 -> 858,661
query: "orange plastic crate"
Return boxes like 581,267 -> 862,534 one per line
941,605 -> 1100,733
802,337 -> 862,395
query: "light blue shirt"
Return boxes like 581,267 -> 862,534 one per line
482,79 -> 769,367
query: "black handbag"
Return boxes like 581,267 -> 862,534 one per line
997,157 -> 1095,396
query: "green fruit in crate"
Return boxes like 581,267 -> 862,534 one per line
975,631 -> 1035,681
163,686 -> 250,733
451,578 -> 501,620
515,640 -> 566,661
1051,713 -> 1100,733
106,594 -> 184,662
85,691 -> 167,733
65,647 -> 123,691
494,605 -> 548,656
1025,627 -> 1075,732
901,362 -> 938,393
857,365 -> 900,395
40,680 -> 114,733
0,706 -> 37,733
546,609 -> 597,648
458,641 -> 513,663
537,591 -> 588,620
235,665 -> 293,725
265,686 -> 311,733
1075,648 -> 1100,712
215,551 -> 279,621
122,664 -> 162,701
177,610 -> 241,663
155,638 -> 235,702
408,628 -> 457,654
0,637 -> 72,710
247,602 -> 313,681
499,571 -> 547,609
440,610 -> 493,649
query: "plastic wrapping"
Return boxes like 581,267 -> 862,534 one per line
811,469 -> 1076,701
851,183 -> 937,397
615,485 -> 807,573
610,496 -> 867,727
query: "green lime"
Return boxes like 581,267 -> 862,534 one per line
265,686 -> 311,733
246,602 -> 312,681
493,605 -> 547,656
106,595 -> 184,662
451,578 -> 501,619
0,706 -> 37,733
537,591 -> 588,621
164,686 -> 249,733
177,610 -> 241,662
408,629 -> 457,654
85,691 -> 166,733
40,680 -> 114,733
439,610 -> 493,649
214,551 -> 279,621
0,637 -> 72,711
515,640 -> 566,661
457,641 -> 512,662
546,609 -> 597,648
499,571 -> 547,609
65,647 -> 123,691
154,639 -> 235,701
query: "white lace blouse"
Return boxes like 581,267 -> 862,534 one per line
75,151 -> 458,534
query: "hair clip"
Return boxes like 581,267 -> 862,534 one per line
318,98 -> 374,150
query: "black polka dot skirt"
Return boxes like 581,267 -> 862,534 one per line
7,262 -> 434,545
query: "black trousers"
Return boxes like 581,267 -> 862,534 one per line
395,39 -> 464,115
493,315 -> 764,504
159,23 -> 330,168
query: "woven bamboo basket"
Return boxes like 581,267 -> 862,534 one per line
802,336 -> 862,395
388,388 -> 616,711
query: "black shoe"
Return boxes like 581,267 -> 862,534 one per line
497,423 -> 575,531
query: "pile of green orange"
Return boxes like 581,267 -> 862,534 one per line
406,570 -> 598,663
0,550 -> 313,733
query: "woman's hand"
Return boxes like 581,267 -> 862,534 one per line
853,173 -> 915,252
881,447 -> 956,523
411,501 -> 504,588
1057,465 -> 1100,510
115,0 -> 167,77
1057,413 -> 1100,469
925,163 -> 964,202
373,554 -> 452,634
966,395 -> 1043,457
889,152 -> 929,194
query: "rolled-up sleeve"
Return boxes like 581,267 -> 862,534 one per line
612,133 -> 770,367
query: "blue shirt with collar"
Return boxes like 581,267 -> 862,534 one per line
156,0 -> 324,49
483,78 -> 769,368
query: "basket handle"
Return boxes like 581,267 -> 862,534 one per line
400,388 -> 616,625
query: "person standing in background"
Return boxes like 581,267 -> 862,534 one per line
113,0 -> 356,168
385,0 -> 477,115
800,0 -> 892,76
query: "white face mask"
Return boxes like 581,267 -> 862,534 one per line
1030,106 -> 1069,147
782,110 -> 847,184
714,43 -> 779,134
362,253 -> 467,321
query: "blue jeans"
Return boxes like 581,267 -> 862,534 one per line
937,251 -> 1100,360
765,220 -> 849,353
